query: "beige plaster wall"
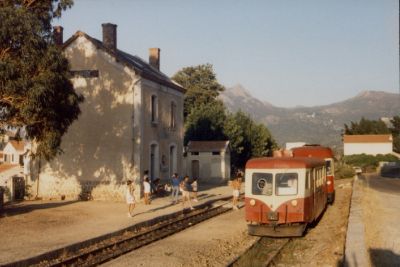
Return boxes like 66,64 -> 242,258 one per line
36,36 -> 138,201
33,36 -> 184,201
140,79 -> 184,182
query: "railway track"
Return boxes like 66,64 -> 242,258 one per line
228,237 -> 290,267
29,202 -> 231,267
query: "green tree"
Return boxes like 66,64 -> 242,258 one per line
344,117 -> 390,135
0,1 -> 83,160
172,64 -> 224,119
224,111 -> 276,169
390,116 -> 400,152
184,101 -> 227,145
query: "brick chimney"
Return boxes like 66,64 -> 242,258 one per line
149,48 -> 160,70
102,23 -> 117,52
53,26 -> 63,46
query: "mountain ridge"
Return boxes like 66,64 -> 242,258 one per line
219,85 -> 400,150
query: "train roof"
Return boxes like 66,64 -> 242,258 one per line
291,146 -> 334,159
246,157 -> 326,169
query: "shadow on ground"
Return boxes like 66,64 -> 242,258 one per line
0,200 -> 78,218
133,193 -> 218,217
369,248 -> 400,267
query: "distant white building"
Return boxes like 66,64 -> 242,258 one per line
285,142 -> 306,150
184,141 -> 231,182
343,134 -> 393,156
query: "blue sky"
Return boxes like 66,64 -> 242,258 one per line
56,0 -> 399,107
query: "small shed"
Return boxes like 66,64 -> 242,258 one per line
184,141 -> 231,182
343,134 -> 393,156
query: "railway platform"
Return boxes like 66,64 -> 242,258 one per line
345,173 -> 400,267
0,183 -> 235,265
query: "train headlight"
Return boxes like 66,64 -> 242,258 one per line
249,199 -> 256,206
291,200 -> 298,207
327,180 -> 332,185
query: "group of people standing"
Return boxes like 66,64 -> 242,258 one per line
170,173 -> 198,210
125,171 -> 243,218
125,172 -> 199,217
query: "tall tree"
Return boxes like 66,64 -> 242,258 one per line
344,117 -> 391,135
184,101 -> 227,145
172,64 -> 224,119
390,116 -> 400,152
224,111 -> 276,169
0,0 -> 83,160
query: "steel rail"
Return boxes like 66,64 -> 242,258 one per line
227,237 -> 290,267
38,203 -> 231,267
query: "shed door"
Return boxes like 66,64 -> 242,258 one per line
191,160 -> 200,179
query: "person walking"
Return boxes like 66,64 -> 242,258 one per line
126,180 -> 136,217
143,177 -> 151,205
231,172 -> 243,210
181,176 -> 194,210
191,177 -> 199,202
171,173 -> 180,204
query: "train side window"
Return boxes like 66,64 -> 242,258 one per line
276,173 -> 298,196
252,173 -> 273,196
306,171 -> 310,189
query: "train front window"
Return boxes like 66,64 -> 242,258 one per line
326,160 -> 332,175
276,173 -> 298,196
252,173 -> 273,196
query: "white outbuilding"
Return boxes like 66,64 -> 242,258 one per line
184,141 -> 231,183
343,134 -> 393,156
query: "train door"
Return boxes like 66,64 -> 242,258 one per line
306,170 -> 313,221
311,169 -> 317,219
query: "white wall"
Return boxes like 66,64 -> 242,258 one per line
2,143 -> 23,164
344,143 -> 393,156
185,150 -> 230,182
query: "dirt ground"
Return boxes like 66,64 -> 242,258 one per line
102,207 -> 258,267
0,184 -> 232,265
274,178 -> 353,267
361,174 -> 400,267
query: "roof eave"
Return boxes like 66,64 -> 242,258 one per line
62,31 -> 186,94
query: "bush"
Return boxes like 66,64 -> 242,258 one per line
342,154 -> 399,173
335,163 -> 355,179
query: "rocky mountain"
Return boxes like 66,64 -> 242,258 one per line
220,85 -> 400,150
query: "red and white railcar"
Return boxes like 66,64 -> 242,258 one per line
292,145 -> 335,203
245,157 -> 327,237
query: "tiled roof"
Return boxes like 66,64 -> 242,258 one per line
343,134 -> 393,143
62,31 -> 185,93
9,140 -> 25,151
0,164 -> 19,173
187,141 -> 229,152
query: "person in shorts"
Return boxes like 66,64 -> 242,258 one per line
143,177 -> 151,205
181,176 -> 194,210
191,177 -> 198,202
126,180 -> 135,217
232,172 -> 243,210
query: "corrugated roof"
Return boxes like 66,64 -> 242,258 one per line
187,141 -> 229,152
343,134 -> 393,143
62,31 -> 185,93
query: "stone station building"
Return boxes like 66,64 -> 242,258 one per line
29,23 -> 185,201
